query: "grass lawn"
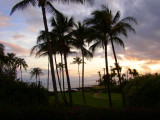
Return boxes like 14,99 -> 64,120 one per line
49,92 -> 123,108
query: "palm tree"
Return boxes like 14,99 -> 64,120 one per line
85,8 -> 113,108
132,69 -> 138,77
10,0 -> 62,103
98,71 -> 102,85
50,12 -> 75,106
71,56 -> 82,88
30,67 -> 44,85
57,62 -> 65,90
0,43 -> 5,72
100,6 -> 137,107
5,53 -> 19,78
71,22 -> 93,105
31,30 -> 68,105
16,58 -> 28,81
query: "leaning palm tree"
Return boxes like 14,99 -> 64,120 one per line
100,6 -> 137,107
50,12 -> 75,106
16,58 -> 28,81
71,22 -> 93,105
10,0 -> 61,103
71,56 -> 82,88
30,67 -> 44,85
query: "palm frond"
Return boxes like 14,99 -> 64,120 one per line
111,37 -> 125,48
89,40 -> 102,53
112,11 -> 120,24
82,47 -> 93,59
10,0 -> 37,15
121,17 -> 138,25
46,1 -> 61,15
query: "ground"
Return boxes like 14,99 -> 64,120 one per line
49,92 -> 123,108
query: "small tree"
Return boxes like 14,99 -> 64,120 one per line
30,67 -> 44,85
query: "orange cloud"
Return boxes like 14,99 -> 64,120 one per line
12,34 -> 25,39
26,26 -> 39,33
0,13 -> 9,27
0,40 -> 29,55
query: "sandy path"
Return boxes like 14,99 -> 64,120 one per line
93,93 -> 122,100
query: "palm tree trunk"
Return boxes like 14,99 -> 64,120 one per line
39,75 -> 40,85
54,54 -> 67,105
61,54 -> 68,104
36,75 -> 37,86
41,6 -> 59,104
61,54 -> 65,92
78,64 -> 80,88
47,57 -> 50,90
82,53 -> 86,105
104,44 -> 112,108
127,70 -> 128,81
64,53 -> 73,106
20,66 -> 22,81
110,37 -> 125,107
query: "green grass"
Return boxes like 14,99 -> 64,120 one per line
49,92 -> 123,108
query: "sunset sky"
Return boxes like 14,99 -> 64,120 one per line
0,0 -> 160,90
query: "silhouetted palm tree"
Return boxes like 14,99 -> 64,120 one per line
71,56 -> 82,88
10,0 -> 62,103
31,30 -> 68,105
0,43 -> 5,72
30,67 -> 44,85
50,13 -> 75,106
100,6 -> 137,107
17,58 -> 28,81
57,63 -> 65,89
71,22 -> 93,105
85,7 -> 113,108
132,69 -> 138,77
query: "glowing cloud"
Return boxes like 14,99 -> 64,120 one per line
12,34 -> 25,39
0,40 -> 29,55
0,12 -> 9,27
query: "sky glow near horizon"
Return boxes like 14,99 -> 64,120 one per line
0,0 -> 160,89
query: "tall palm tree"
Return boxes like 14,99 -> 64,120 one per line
31,31 -> 68,105
100,6 -> 137,107
85,8 -> 113,108
16,58 -> 28,81
10,0 -> 62,103
71,22 -> 93,105
71,56 -> 82,88
30,67 -> 44,85
50,12 -> 75,106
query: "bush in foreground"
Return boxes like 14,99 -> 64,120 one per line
0,73 -> 49,106
124,74 -> 160,108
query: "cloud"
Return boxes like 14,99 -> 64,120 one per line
12,34 -> 24,39
0,12 -> 9,27
0,40 -> 29,55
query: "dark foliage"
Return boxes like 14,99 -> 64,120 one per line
0,73 -> 49,106
124,74 -> 160,108
0,105 -> 159,120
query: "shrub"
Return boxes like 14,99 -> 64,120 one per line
0,73 -> 49,106
124,74 -> 160,108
